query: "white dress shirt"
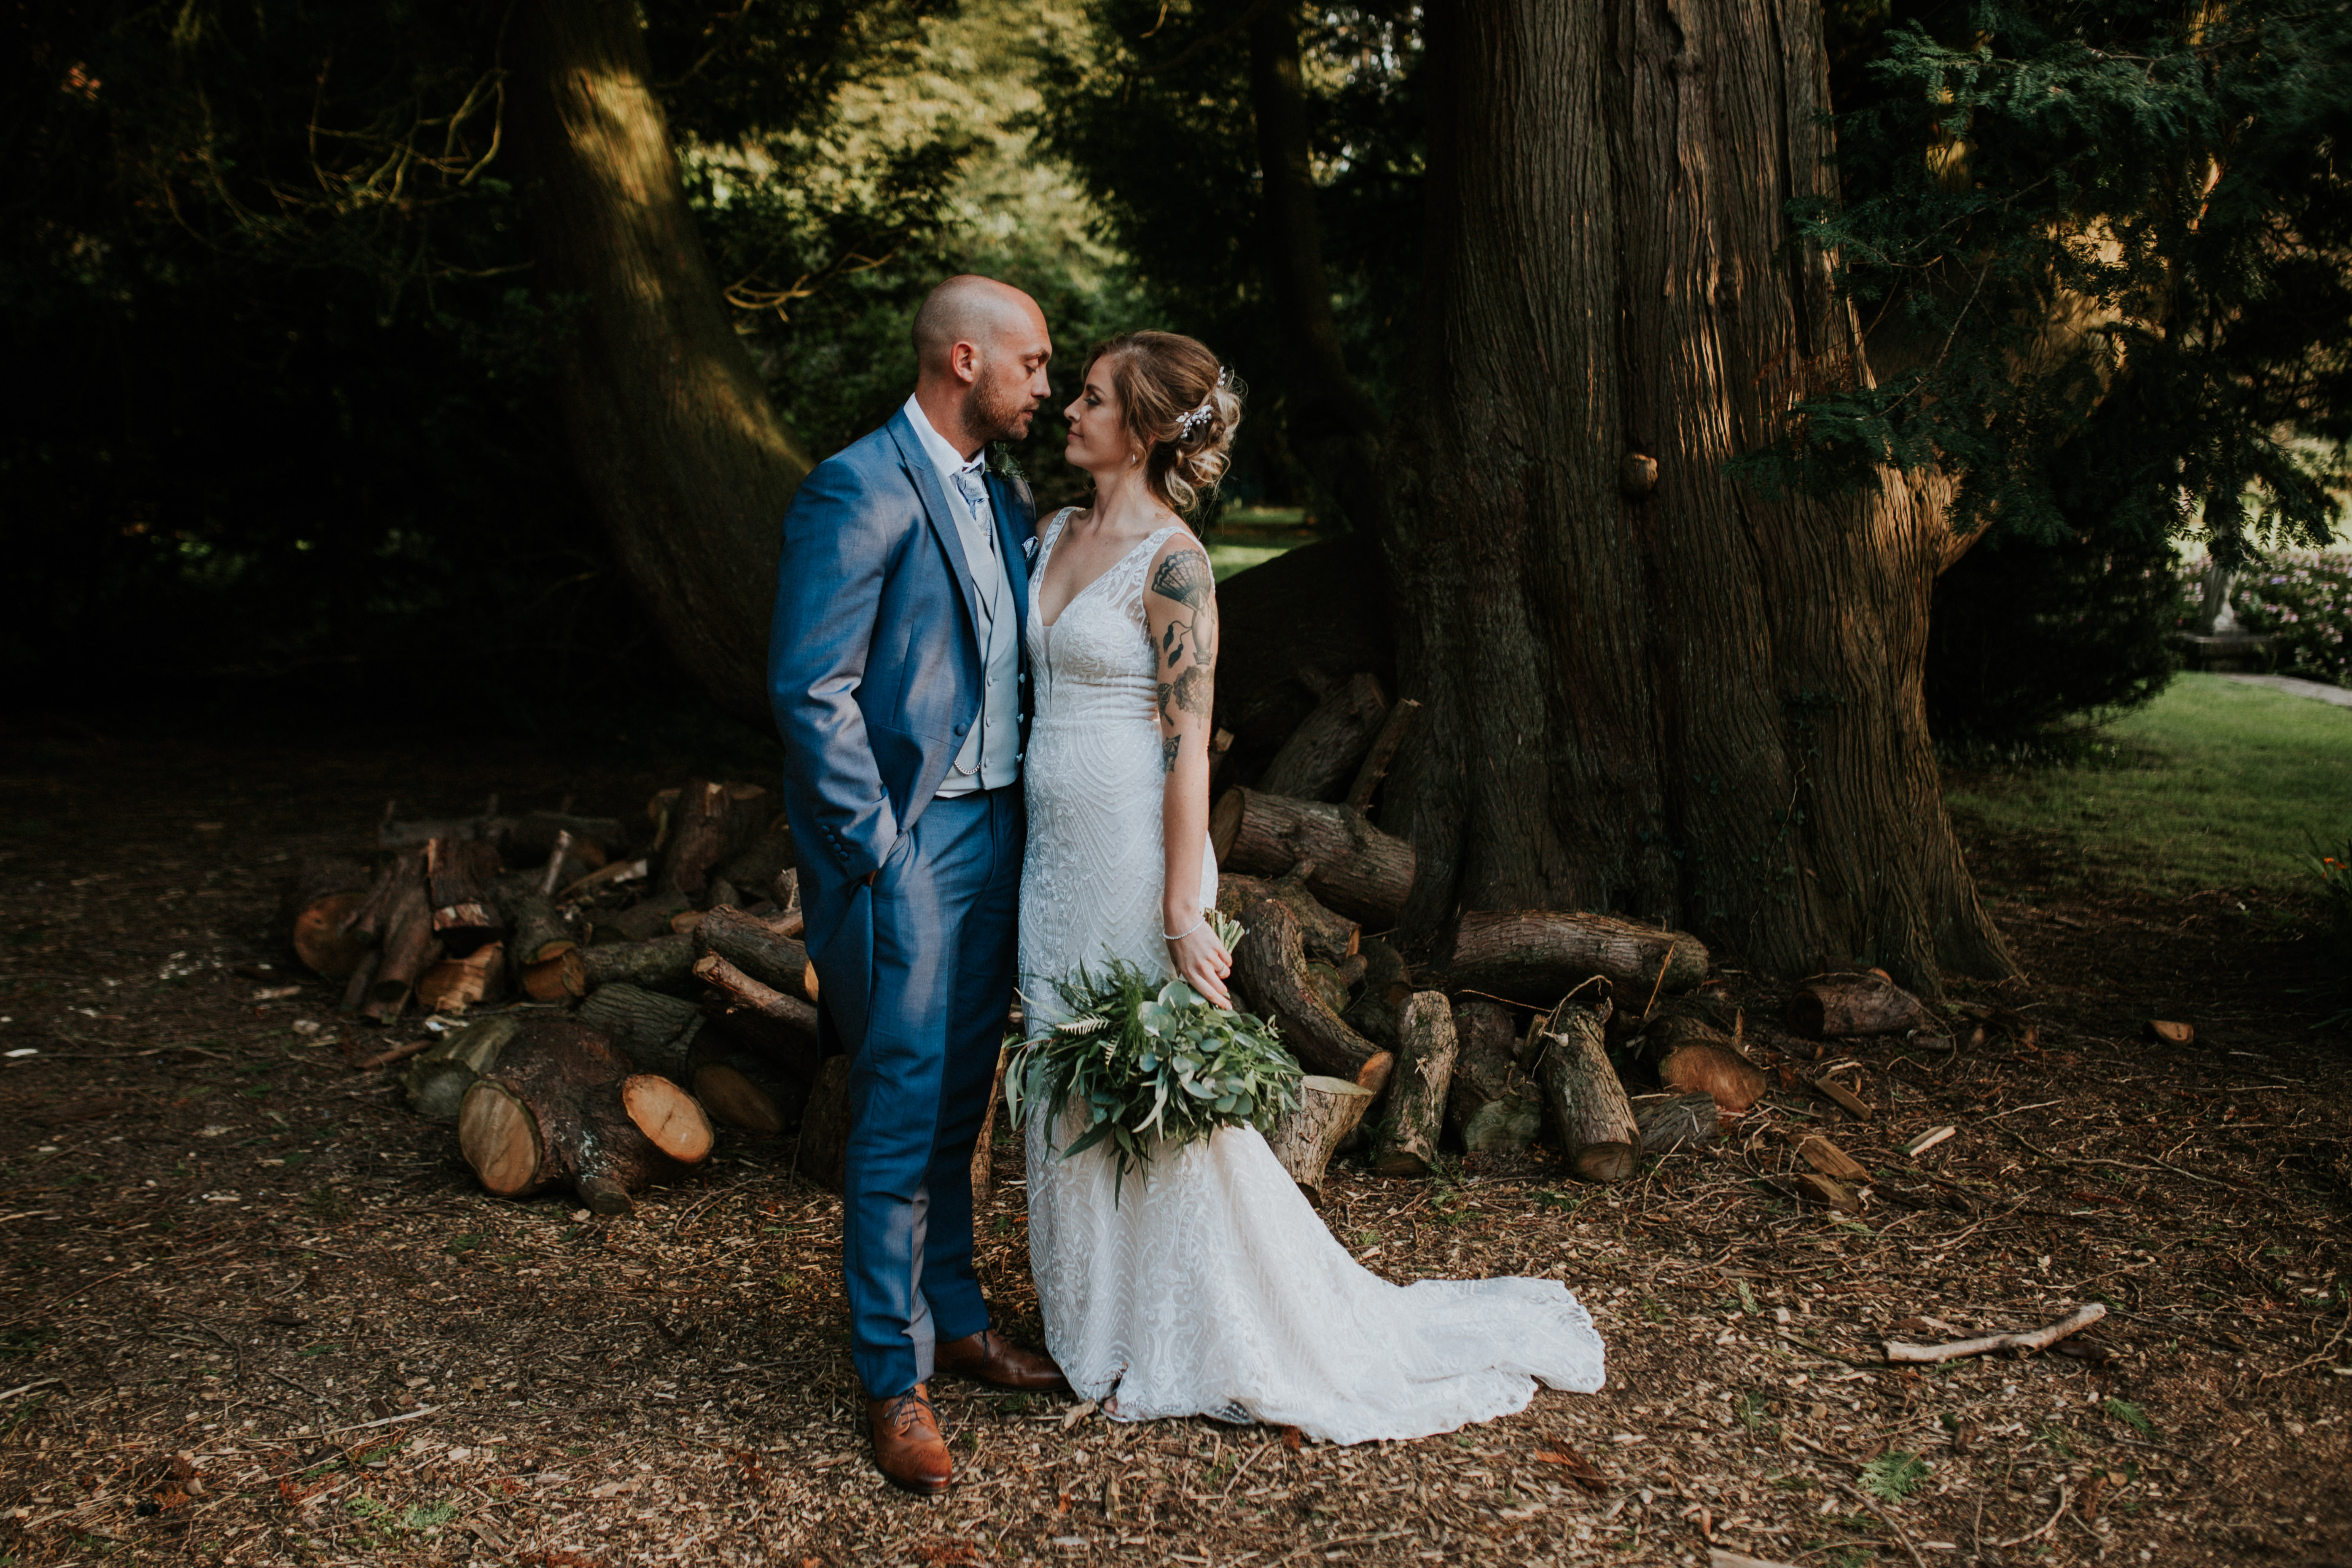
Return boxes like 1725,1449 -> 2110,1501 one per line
900,394 -> 1019,794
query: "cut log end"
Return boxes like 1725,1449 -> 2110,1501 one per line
457,1082 -> 543,1197
1267,1074 -> 1378,1205
1657,1043 -> 1765,1116
692,1062 -> 788,1135
621,1073 -> 714,1164
576,1175 -> 634,1217
291,892 -> 371,980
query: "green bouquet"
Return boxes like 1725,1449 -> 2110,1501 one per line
1005,913 -> 1302,1197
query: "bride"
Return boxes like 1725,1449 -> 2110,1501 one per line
1018,330 -> 1606,1444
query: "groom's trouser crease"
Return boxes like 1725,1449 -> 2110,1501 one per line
835,783 -> 1023,1398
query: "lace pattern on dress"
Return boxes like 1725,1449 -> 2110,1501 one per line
1017,506 -> 1606,1443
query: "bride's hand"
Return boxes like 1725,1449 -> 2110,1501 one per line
1165,914 -> 1233,1009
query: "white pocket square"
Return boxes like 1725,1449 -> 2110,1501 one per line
1021,535 -> 1041,564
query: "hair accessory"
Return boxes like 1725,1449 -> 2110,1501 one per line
1174,366 -> 1231,441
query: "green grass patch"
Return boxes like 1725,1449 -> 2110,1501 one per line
1947,673 -> 2352,896
1206,541 -> 1293,581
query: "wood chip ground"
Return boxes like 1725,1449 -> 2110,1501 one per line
0,733 -> 2345,1565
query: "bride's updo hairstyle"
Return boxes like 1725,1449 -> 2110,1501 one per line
1085,330 -> 1245,515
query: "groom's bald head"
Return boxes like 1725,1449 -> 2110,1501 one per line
912,275 -> 1048,376
911,275 -> 1053,451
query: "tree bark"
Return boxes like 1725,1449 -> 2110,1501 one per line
656,779 -> 766,901
561,933 -> 696,997
1368,991 -> 1456,1177
693,952 -> 824,1081
694,905 -> 817,1002
1227,897 -> 1391,1089
1339,935 -> 1409,1050
426,835 -> 504,952
1374,0 -> 2017,996
1255,672 -> 1389,801
505,0 -> 808,725
1532,1001 -> 1640,1183
575,981 -> 703,1080
796,1055 -> 854,1194
1786,971 -> 1933,1038
1629,1091 -> 1719,1154
1448,910 -> 1707,1004
403,1015 -> 524,1122
1211,789 -> 1416,927
362,879 -> 441,1025
1244,3 -> 1389,535
1445,997 -> 1542,1154
457,1016 -> 710,1215
502,882 -> 576,967
1215,872 -> 1359,966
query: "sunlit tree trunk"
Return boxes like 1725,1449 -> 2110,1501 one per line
1377,0 -> 2014,992
507,0 -> 809,723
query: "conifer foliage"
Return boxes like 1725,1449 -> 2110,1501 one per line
1746,0 -> 2352,567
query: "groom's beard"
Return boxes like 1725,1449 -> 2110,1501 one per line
970,364 -> 1037,444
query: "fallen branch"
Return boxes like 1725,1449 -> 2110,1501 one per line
353,1035 -> 440,1072
1884,1303 -> 2106,1364
1992,1483 -> 2072,1549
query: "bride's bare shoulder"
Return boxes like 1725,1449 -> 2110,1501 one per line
1038,503 -> 1089,541
1146,526 -> 1215,605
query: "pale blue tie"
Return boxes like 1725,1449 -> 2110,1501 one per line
952,468 -> 995,554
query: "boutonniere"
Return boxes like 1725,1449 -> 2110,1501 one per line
989,442 -> 1027,484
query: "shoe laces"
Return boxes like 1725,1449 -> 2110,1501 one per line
879,1386 -> 937,1435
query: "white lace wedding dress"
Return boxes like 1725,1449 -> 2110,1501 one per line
1016,510 -> 1606,1445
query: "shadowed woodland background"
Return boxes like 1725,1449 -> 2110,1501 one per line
5,0 -> 2346,988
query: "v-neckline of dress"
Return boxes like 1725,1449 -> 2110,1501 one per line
1035,514 -> 1177,630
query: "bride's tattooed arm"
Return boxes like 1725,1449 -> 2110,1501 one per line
1149,546 -> 1218,772
1146,532 -> 1226,995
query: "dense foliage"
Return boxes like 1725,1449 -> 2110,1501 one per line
8,0 -> 2344,750
1759,0 -> 2351,567
1,0 -> 1120,723
1030,0 -> 1425,511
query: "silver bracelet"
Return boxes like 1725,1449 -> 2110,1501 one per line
1163,914 -> 1207,943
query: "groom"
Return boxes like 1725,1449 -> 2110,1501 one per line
769,275 -> 1069,1494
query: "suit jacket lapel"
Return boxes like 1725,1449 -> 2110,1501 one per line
986,469 -> 1032,627
886,411 -> 984,643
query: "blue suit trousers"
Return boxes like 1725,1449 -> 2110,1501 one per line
836,783 -> 1023,1397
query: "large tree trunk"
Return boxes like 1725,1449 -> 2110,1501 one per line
506,0 -> 807,724
1373,0 -> 2016,995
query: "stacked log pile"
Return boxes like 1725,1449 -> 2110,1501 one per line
1200,670 -> 1959,1206
286,677 -> 1967,1217
280,781 -> 814,1213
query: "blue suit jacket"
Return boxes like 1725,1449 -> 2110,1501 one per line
769,408 -> 1035,1045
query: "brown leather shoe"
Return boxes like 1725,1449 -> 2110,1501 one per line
934,1329 -> 1072,1393
867,1383 -> 952,1495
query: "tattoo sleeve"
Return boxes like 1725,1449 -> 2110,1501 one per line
1147,546 -> 1218,762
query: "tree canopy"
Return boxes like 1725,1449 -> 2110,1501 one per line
5,0 -> 2344,749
